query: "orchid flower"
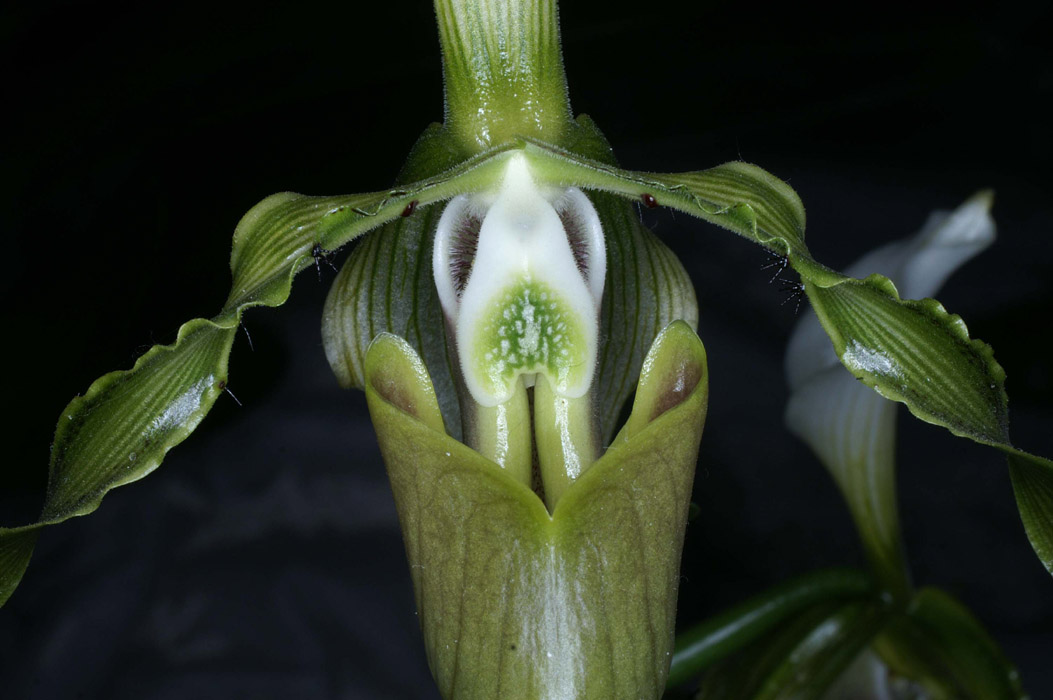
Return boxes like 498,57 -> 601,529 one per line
776,194 -> 1024,698
2,0 -> 1051,698
668,196 -> 1026,698
786,192 -> 997,598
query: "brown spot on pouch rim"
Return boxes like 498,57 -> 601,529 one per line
650,359 -> 702,421
372,373 -> 419,420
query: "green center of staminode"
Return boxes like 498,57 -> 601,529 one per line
471,279 -> 589,398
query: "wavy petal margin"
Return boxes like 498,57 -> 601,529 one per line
5,139 -> 1049,608
784,193 -> 997,596
0,146 -> 521,606
518,140 -> 1053,576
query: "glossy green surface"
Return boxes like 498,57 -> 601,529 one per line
666,568 -> 873,688
365,323 -> 707,699
434,0 -> 572,152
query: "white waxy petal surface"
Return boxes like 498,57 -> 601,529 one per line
433,154 -> 604,406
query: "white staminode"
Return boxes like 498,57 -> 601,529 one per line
433,154 -> 606,407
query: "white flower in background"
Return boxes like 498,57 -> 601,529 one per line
787,192 -> 997,391
786,193 -> 996,699
786,192 -> 995,583
820,648 -> 928,700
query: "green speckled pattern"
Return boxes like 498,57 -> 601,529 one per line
470,280 -> 591,399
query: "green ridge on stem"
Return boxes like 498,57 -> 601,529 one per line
435,0 -> 572,152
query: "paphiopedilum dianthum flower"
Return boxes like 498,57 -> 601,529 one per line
4,1 -> 1052,699
319,4 -> 709,694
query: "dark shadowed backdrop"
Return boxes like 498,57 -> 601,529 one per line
2,1 -> 1051,697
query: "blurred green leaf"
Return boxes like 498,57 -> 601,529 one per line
694,603 -> 839,700
876,588 -> 1026,700
667,568 -> 872,688
755,601 -> 889,700
694,598 -> 890,700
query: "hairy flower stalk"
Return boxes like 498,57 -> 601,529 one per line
434,0 -> 571,150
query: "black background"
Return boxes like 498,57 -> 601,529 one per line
2,1 -> 1051,697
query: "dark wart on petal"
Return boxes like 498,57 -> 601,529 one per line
557,206 -> 590,277
448,214 -> 482,298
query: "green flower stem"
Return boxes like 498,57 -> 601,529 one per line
785,365 -> 912,600
666,568 -> 873,689
843,392 -> 911,601
533,376 -> 600,510
434,0 -> 572,152
463,376 -> 533,486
